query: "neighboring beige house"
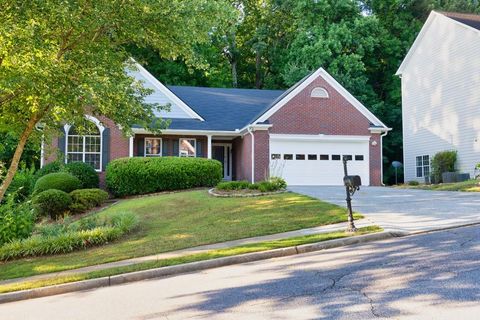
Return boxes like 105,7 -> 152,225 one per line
397,11 -> 480,182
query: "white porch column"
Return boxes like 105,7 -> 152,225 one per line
129,135 -> 134,157
207,135 -> 212,159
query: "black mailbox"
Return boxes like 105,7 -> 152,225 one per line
343,175 -> 362,189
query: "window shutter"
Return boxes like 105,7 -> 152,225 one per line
58,127 -> 66,158
162,139 -> 169,156
173,139 -> 179,156
101,128 -> 110,171
197,140 -> 204,158
137,137 -> 145,156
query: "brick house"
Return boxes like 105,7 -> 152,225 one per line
43,63 -> 390,186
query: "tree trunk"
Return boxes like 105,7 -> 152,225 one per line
255,51 -> 263,89
0,116 -> 39,202
231,60 -> 238,88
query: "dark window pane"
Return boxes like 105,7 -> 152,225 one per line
355,155 -> 364,161
320,154 -> 329,160
296,154 -> 305,160
416,156 -> 422,166
284,154 -> 293,160
271,154 -> 281,160
416,167 -> 423,178
423,155 -> 429,166
308,154 -> 317,160
343,155 -> 353,161
332,155 -> 341,160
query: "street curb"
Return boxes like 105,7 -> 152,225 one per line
0,230 -> 400,304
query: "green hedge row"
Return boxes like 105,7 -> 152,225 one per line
105,157 -> 223,197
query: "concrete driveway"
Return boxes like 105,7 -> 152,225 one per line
289,186 -> 480,233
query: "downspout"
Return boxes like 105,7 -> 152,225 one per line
380,131 -> 389,186
247,126 -> 255,183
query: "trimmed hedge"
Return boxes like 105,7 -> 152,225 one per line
34,172 -> 81,194
34,161 -> 62,181
216,177 -> 287,193
62,162 -> 99,189
69,188 -> 109,213
32,189 -> 72,219
106,157 -> 223,197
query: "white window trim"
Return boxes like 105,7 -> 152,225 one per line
144,138 -> 163,157
179,138 -> 197,157
416,155 -> 430,178
64,115 -> 105,172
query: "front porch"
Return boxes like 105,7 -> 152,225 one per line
130,134 -> 238,181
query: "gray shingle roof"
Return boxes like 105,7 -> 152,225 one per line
442,11 -> 480,31
163,86 -> 285,131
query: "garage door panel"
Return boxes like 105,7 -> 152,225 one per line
270,137 -> 370,186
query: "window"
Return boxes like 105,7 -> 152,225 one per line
320,154 -> 329,160
66,121 -> 102,171
343,155 -> 353,161
311,87 -> 329,98
416,155 -> 430,178
332,155 -> 341,161
296,154 -> 305,160
284,154 -> 293,160
355,155 -> 364,161
179,138 -> 196,157
145,138 -> 162,156
271,154 -> 281,160
308,154 -> 317,160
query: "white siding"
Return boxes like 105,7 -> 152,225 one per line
128,69 -> 192,119
401,14 -> 480,182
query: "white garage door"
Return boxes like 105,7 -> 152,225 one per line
270,135 -> 370,186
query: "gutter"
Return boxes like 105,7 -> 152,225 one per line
247,126 -> 255,183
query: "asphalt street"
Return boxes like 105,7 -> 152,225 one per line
1,225 -> 479,319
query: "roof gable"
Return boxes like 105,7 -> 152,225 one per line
253,68 -> 389,130
397,11 -> 480,75
127,62 -> 204,121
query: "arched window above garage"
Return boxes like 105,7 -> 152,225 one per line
311,87 -> 329,98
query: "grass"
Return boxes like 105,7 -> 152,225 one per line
0,190 -> 360,281
0,226 -> 381,294
398,179 -> 480,192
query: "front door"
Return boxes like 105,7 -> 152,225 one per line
212,144 -> 232,180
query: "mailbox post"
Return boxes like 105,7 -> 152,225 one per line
343,156 -> 361,232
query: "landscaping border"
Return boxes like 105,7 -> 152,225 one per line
208,188 -> 288,198
0,230 -> 403,304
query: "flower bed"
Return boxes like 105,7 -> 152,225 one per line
211,178 -> 287,197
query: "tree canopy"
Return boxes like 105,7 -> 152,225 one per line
0,0 -> 234,201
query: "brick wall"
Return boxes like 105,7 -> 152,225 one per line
254,130 -> 270,182
233,135 -> 251,181
369,133 -> 383,186
268,76 -> 371,135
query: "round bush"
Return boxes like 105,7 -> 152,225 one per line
34,161 -> 62,181
34,172 -> 81,194
0,199 -> 35,245
32,189 -> 72,219
106,157 -> 223,197
69,188 -> 109,213
62,162 -> 99,188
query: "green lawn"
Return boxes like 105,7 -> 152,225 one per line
0,190 -> 359,281
398,179 -> 480,192
0,226 -> 381,294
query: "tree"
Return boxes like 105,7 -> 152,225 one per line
0,0 -> 233,202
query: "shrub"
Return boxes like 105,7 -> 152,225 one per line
0,211 -> 138,260
69,188 -> 109,213
62,162 -> 99,188
32,189 -> 72,219
0,198 -> 35,246
34,172 -> 81,194
6,165 -> 36,201
216,181 -> 251,191
431,150 -> 457,183
34,161 -> 62,181
407,180 -> 420,186
216,177 -> 287,193
106,157 -> 223,197
269,177 -> 287,190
